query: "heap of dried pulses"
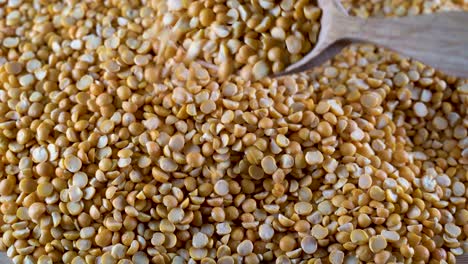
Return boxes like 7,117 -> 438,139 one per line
152,0 -> 321,80
0,0 -> 466,264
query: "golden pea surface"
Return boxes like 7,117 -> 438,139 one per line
0,0 -> 466,263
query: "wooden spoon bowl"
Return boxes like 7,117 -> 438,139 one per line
278,0 -> 468,78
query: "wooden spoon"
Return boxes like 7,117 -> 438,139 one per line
278,0 -> 468,78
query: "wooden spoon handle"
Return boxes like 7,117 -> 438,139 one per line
340,12 -> 468,77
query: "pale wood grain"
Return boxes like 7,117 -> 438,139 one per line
0,253 -> 12,264
282,0 -> 468,78
458,255 -> 468,264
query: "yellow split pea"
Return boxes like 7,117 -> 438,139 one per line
0,0 -> 466,263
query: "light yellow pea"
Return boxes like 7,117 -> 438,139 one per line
285,35 -> 303,54
214,180 -> 229,196
305,151 -> 323,165
350,229 -> 369,245
252,60 -> 270,80
64,155 -> 82,173
237,240 -> 253,256
369,235 -> 387,253
311,225 -> 328,240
